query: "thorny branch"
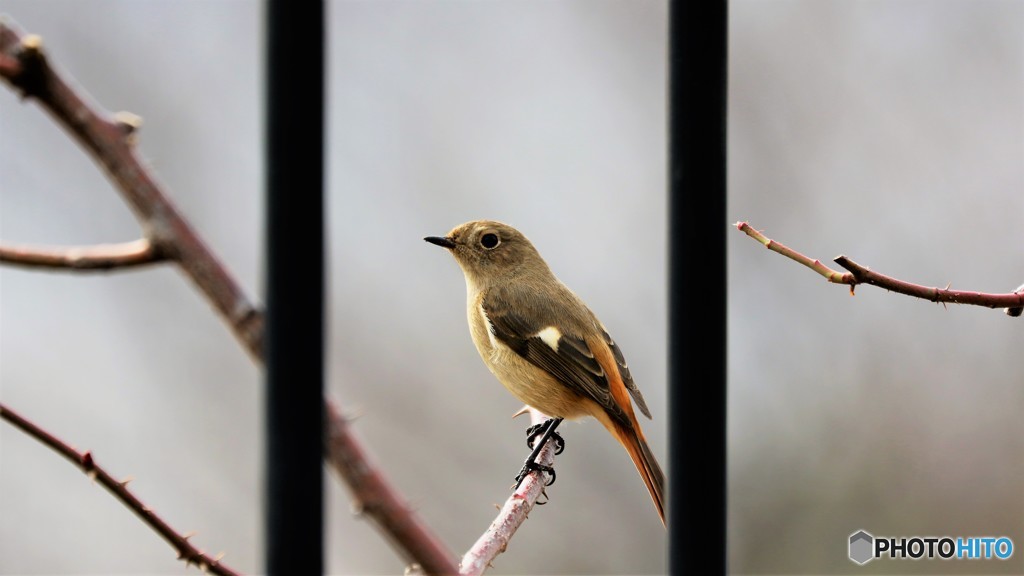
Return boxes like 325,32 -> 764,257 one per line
0,403 -> 240,576
324,403 -> 459,574
1,17 -> 459,575
735,221 -> 1024,316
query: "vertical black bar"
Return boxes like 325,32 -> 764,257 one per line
265,1 -> 325,574
668,1 -> 727,575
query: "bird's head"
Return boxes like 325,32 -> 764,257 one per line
425,220 -> 548,285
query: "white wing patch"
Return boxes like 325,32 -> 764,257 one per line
478,302 -> 499,348
535,326 -> 562,352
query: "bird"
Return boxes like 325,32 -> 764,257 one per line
425,219 -> 665,524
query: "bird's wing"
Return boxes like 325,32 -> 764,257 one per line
602,326 -> 651,419
481,286 -> 650,427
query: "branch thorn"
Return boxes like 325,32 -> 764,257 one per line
341,406 -> 364,422
1005,282 -> 1024,317
350,500 -> 366,517
113,111 -> 143,141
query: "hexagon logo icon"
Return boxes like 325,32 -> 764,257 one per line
849,530 -> 874,565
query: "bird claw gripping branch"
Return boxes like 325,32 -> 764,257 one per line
526,420 -> 565,455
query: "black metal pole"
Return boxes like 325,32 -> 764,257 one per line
265,1 -> 325,574
668,1 -> 727,574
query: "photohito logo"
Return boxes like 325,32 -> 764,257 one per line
849,530 -> 1014,565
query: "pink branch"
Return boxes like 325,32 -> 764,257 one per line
459,410 -> 558,576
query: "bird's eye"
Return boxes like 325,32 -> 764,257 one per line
480,233 -> 500,249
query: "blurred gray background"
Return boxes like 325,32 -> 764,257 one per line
0,1 -> 1020,575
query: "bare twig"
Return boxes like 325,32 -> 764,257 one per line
735,221 -> 1024,312
0,402 -> 240,576
0,238 -> 163,270
735,221 -> 854,285
1,16 -> 460,573
459,410 -> 558,576
325,403 -> 459,575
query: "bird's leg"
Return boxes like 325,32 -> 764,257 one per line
513,417 -> 564,490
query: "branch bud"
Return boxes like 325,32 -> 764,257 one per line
1005,282 -> 1024,317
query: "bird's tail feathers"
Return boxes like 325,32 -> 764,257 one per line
613,422 -> 666,526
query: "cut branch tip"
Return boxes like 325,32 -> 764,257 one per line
20,34 -> 43,53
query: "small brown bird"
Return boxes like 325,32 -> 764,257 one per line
425,220 -> 665,524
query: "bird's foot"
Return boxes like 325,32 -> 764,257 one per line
513,460 -> 557,489
513,417 -> 565,490
525,419 -> 565,455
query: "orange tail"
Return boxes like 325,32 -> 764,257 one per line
612,421 -> 666,525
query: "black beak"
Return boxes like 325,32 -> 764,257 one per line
424,236 -> 456,249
